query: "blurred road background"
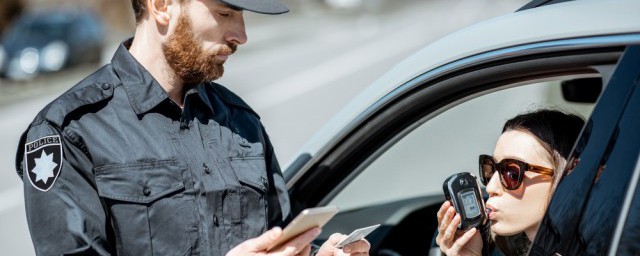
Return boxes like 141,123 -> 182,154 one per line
0,0 -> 526,254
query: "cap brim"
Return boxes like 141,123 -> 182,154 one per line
220,0 -> 289,15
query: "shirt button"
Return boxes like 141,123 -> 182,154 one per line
101,83 -> 111,90
213,216 -> 219,227
203,164 -> 211,174
261,177 -> 268,188
143,187 -> 151,196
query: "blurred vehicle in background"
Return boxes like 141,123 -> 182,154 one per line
0,8 -> 104,80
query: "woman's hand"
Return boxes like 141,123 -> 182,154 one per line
435,201 -> 483,256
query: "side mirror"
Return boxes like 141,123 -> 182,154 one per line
561,77 -> 602,103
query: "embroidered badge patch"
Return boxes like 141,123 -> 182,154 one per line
24,135 -> 63,192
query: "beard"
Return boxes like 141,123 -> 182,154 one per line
162,12 -> 236,85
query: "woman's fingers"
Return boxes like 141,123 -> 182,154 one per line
440,206 -> 455,232
437,201 -> 450,223
437,206 -> 457,248
448,228 -> 477,254
437,207 -> 451,245
443,214 -> 460,243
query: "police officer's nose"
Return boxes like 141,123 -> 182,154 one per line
226,16 -> 247,45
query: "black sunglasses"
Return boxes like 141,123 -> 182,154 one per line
478,154 -> 554,190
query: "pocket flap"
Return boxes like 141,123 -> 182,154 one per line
230,157 -> 268,193
95,160 -> 185,204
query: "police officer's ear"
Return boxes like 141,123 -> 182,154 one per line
148,0 -> 175,26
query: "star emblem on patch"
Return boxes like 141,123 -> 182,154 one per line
24,135 -> 63,191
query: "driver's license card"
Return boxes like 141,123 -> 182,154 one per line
335,224 -> 381,249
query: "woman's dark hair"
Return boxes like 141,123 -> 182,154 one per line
495,108 -> 585,256
502,109 -> 585,160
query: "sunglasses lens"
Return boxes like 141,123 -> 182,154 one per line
479,156 -> 494,185
500,161 -> 522,189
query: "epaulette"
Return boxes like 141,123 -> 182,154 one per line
208,82 -> 261,119
16,65 -> 120,179
40,65 -> 120,128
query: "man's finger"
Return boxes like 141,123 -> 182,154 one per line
251,227 -> 284,251
275,227 -> 321,254
342,239 -> 370,254
327,233 -> 347,245
295,245 -> 311,256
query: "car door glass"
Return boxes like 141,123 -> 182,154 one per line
329,80 -> 595,211
615,170 -> 640,255
531,46 -> 640,255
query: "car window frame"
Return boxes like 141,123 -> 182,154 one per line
287,35 -> 640,216
285,34 -> 640,183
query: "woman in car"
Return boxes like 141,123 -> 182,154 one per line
435,109 -> 585,256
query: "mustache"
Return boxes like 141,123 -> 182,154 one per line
215,44 -> 237,55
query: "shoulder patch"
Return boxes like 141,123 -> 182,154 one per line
24,135 -> 63,191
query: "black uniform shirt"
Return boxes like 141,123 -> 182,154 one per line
15,39 -> 291,255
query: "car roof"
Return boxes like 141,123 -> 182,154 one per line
291,0 -> 640,167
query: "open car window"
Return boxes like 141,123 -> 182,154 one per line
329,78 -> 595,211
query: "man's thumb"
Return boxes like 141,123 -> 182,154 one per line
252,227 -> 283,250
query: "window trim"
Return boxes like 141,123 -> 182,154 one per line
288,51 -> 625,214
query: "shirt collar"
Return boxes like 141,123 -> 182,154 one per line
111,38 -> 171,115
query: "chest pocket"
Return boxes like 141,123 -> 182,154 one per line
94,159 -> 198,256
226,156 -> 269,244
230,157 -> 269,194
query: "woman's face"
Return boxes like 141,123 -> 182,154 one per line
485,130 -> 555,240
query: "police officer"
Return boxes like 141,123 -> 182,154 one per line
15,0 -> 370,255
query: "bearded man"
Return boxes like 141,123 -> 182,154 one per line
15,0 -> 370,255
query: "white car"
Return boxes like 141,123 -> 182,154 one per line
283,0 -> 640,255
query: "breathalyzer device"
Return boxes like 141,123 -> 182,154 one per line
442,172 -> 487,230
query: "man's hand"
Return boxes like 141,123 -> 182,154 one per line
226,227 -> 321,256
316,233 -> 371,256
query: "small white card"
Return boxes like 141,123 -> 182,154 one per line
335,224 -> 381,249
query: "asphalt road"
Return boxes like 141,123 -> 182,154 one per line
0,0 -> 526,254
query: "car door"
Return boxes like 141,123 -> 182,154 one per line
284,34 -> 639,255
530,45 -> 640,256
